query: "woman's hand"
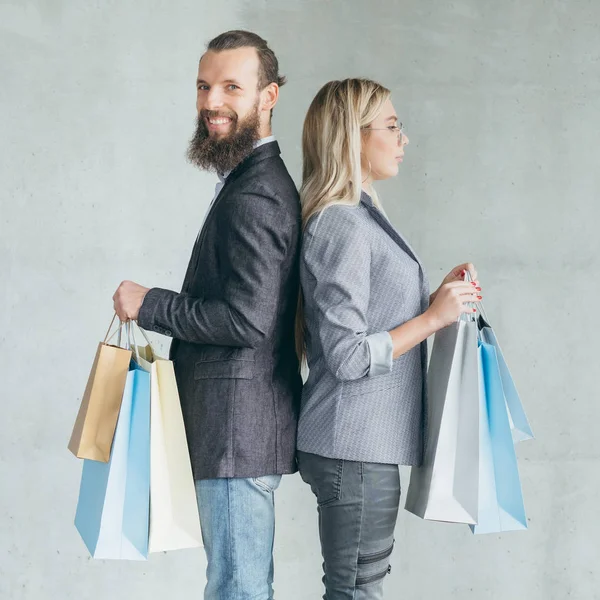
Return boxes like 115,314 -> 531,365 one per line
425,280 -> 482,331
389,262 -> 482,359
430,262 -> 479,304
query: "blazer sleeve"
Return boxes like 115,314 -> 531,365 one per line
302,206 -> 393,381
138,188 -> 296,347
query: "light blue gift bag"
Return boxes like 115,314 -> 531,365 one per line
479,318 -> 534,443
75,359 -> 151,559
471,341 -> 528,534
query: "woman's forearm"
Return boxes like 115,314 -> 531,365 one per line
388,312 -> 438,360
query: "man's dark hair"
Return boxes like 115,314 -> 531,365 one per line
207,30 -> 286,89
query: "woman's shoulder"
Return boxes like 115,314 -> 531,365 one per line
304,202 -> 369,238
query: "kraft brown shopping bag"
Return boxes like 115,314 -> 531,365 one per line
68,314 -> 132,462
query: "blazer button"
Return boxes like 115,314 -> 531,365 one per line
165,330 -> 172,336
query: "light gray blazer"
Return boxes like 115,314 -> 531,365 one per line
297,191 -> 430,466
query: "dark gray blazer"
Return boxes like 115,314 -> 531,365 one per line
138,141 -> 302,480
297,192 -> 430,466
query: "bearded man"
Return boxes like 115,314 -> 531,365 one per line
112,30 -> 302,600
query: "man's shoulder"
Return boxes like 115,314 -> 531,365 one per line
222,155 -> 299,215
238,153 -> 297,195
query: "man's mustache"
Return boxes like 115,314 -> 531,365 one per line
200,110 -> 237,121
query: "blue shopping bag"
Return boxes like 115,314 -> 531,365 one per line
479,316 -> 534,443
471,341 -> 528,535
74,360 -> 151,559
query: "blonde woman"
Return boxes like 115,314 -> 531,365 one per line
296,78 -> 482,599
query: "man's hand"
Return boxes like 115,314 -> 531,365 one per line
112,280 -> 150,322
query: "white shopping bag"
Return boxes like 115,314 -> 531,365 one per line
134,339 -> 202,553
405,319 -> 480,524
148,358 -> 203,552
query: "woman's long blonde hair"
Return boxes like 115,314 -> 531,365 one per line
295,78 -> 391,363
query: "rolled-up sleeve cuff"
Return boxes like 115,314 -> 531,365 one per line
366,331 -> 393,376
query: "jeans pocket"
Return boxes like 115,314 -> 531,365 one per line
298,452 -> 344,507
252,474 -> 282,493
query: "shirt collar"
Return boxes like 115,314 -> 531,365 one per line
218,135 -> 276,182
253,134 -> 276,149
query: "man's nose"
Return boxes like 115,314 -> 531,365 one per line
204,88 -> 224,111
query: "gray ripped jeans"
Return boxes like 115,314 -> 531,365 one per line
298,451 -> 401,600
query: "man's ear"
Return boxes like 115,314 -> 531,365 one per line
260,82 -> 279,113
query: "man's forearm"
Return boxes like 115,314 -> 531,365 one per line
137,287 -> 268,348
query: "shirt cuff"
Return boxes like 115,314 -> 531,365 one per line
366,331 -> 393,376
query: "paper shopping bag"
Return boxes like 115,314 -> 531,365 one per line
74,360 -> 151,559
478,316 -> 534,443
405,319 -> 480,524
470,341 -> 528,534
132,330 -> 202,553
148,359 -> 202,552
69,316 -> 132,462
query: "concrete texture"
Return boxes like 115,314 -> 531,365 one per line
1,1 -> 598,598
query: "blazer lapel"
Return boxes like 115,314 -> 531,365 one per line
360,192 -> 424,269
182,142 -> 281,293
198,141 -> 281,242
361,192 -> 431,315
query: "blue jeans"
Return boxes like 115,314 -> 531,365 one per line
195,475 -> 282,600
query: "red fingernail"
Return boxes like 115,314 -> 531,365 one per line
477,295 -> 482,300
476,287 -> 481,291
473,308 -> 476,312
471,282 -> 477,286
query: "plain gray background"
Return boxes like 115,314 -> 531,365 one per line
1,1 -> 598,598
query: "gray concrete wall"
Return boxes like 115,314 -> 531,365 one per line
1,1 -> 598,598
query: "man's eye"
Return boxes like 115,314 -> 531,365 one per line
198,85 -> 209,91
227,84 -> 240,91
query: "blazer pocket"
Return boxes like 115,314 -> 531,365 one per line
343,375 -> 398,399
194,359 -> 254,380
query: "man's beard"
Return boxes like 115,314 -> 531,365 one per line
186,103 -> 261,174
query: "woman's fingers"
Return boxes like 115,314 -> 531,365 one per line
445,281 -> 482,295
459,292 -> 482,303
461,303 -> 479,314
453,263 -> 477,281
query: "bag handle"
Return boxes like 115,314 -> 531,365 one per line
133,321 -> 152,347
124,321 -> 142,364
128,320 -> 154,359
104,313 -> 129,347
104,316 -> 138,361
103,313 -> 153,355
